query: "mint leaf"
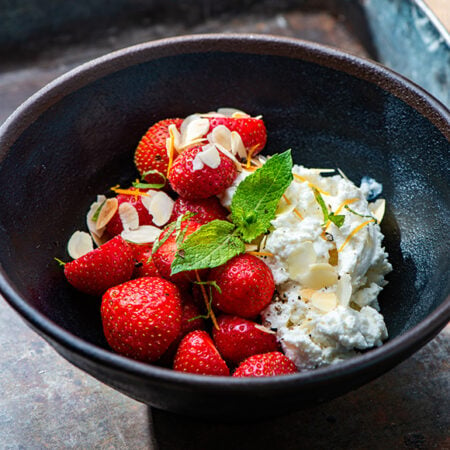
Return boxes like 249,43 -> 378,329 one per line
231,150 -> 293,242
313,188 -> 345,228
171,220 -> 245,275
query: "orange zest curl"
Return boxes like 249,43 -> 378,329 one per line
166,126 -> 176,177
338,219 -> 375,252
293,174 -> 330,196
195,270 -> 219,330
282,195 -> 303,220
110,186 -> 150,197
247,251 -> 274,257
324,198 -> 358,231
245,144 -> 260,169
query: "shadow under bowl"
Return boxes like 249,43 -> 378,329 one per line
0,34 -> 449,420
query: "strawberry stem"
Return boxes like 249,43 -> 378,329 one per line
195,270 -> 219,330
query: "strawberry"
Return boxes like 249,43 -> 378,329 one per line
152,219 -> 206,287
168,145 -> 237,200
159,294 -> 206,365
212,315 -> 279,365
101,276 -> 182,362
208,254 -> 275,318
208,116 -> 267,156
169,196 -> 228,225
233,352 -> 297,377
130,243 -> 160,278
64,236 -> 134,296
106,188 -> 155,237
134,118 -> 183,183
173,330 -> 229,376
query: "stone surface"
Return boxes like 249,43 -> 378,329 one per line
0,7 -> 448,449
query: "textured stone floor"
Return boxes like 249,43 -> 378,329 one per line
0,7 -> 448,449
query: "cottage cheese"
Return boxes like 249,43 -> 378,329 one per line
221,164 -> 392,370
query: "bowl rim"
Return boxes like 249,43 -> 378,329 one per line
0,33 -> 449,391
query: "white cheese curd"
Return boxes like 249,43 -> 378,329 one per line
220,163 -> 392,371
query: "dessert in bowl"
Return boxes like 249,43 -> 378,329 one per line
0,35 -> 448,419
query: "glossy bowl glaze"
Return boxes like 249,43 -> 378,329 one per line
0,35 -> 448,420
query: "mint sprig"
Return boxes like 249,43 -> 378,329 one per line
344,205 -> 378,224
313,188 -> 345,228
231,151 -> 293,242
170,150 -> 293,275
171,220 -> 245,275
132,169 -> 167,189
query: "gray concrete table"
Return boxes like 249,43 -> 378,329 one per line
0,10 -> 449,449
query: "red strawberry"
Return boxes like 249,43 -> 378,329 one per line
64,236 -> 134,296
106,188 -> 155,237
173,330 -> 229,376
168,145 -> 237,200
130,243 -> 160,278
209,254 -> 275,318
160,294 -> 206,365
212,315 -> 279,365
101,276 -> 182,362
208,116 -> 267,155
169,196 -> 228,225
152,219 -> 206,287
233,352 -> 297,377
134,118 -> 183,183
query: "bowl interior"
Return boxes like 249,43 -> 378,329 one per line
0,49 -> 448,354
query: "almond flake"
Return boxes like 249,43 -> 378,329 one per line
217,107 -> 249,117
121,225 -> 161,244
86,195 -> 107,237
299,288 -> 316,302
119,202 -> 139,231
140,190 -> 158,211
166,124 -> 181,154
369,198 -> 386,223
259,235 -> 268,252
254,324 -> 277,335
147,191 -> 174,227
299,263 -> 338,290
180,114 -> 201,134
182,118 -> 209,147
91,231 -> 108,247
311,292 -> 338,313
67,231 -> 94,259
207,125 -> 232,152
96,197 -> 119,230
199,144 -> 221,168
192,153 -> 205,171
336,273 -> 352,307
215,144 -> 242,171
287,242 -> 317,281
231,131 -> 247,158
245,244 -> 258,252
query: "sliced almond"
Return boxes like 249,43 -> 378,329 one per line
207,125 -> 232,152
215,143 -> 242,170
299,263 -> 338,289
199,144 -> 221,168
140,189 -> 158,211
328,247 -> 339,266
369,198 -> 386,223
259,234 -> 268,252
67,231 -> 94,260
299,288 -> 316,302
96,197 -> 118,230
231,131 -> 247,158
91,231 -> 108,247
311,292 -> 338,313
86,195 -> 107,237
121,225 -> 161,244
182,118 -> 210,146
217,107 -> 249,117
245,244 -> 258,252
166,124 -> 181,154
147,191 -> 174,227
309,168 -> 335,174
336,273 -> 352,307
287,241 -> 317,281
192,153 -> 205,171
119,202 -> 139,231
337,167 -> 351,182
180,114 -> 201,134
254,324 -> 277,335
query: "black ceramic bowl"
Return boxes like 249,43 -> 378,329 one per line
0,35 -> 449,420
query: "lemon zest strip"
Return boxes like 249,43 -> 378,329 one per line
247,251 -> 274,257
324,198 -> 359,231
166,126 -> 176,177
110,186 -> 150,197
293,174 -> 330,196
338,219 -> 375,252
